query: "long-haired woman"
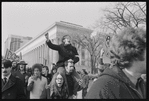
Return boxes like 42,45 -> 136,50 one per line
40,72 -> 69,99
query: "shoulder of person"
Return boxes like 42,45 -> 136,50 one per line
42,76 -> 47,80
96,74 -> 120,88
71,45 -> 77,49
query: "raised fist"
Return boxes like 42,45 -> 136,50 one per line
45,33 -> 49,41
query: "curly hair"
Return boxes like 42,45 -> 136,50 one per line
108,27 -> 146,69
49,72 -> 69,98
32,63 -> 42,73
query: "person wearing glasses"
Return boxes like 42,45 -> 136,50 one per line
40,72 -> 69,99
2,59 -> 26,99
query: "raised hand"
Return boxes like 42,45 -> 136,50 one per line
45,33 -> 49,41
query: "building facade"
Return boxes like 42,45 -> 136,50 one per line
4,34 -> 32,54
15,21 -> 93,72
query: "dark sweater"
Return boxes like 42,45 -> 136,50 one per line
66,74 -> 74,96
46,40 -> 79,67
86,65 -> 146,99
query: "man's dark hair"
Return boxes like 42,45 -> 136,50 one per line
42,66 -> 49,73
2,59 -> 12,68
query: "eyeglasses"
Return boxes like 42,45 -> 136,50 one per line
56,78 -> 63,81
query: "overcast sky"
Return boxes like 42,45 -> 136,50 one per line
2,2 -> 115,56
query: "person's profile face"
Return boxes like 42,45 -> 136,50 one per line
67,59 -> 75,73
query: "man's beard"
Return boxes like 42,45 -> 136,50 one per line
12,66 -> 16,69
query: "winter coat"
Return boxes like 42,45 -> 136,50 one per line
65,73 -> 83,97
82,74 -> 90,89
2,74 -> 26,99
86,65 -> 146,99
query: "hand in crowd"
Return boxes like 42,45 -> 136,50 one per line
31,75 -> 38,81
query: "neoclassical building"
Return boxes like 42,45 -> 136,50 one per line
15,21 -> 93,72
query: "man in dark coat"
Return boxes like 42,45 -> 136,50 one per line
58,58 -> 83,99
86,27 -> 146,99
2,60 -> 26,99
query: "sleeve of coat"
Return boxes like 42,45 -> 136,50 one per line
40,88 -> 47,99
83,76 -> 89,89
73,76 -> 83,95
16,78 -> 26,99
46,40 -> 60,51
27,77 -> 34,91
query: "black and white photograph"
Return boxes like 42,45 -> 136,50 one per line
2,2 -> 146,99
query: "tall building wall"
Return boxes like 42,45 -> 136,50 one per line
4,34 -> 32,54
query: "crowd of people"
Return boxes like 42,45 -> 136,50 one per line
2,27 -> 146,99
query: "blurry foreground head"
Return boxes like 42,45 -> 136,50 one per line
108,27 -> 146,70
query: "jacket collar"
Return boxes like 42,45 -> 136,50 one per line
100,65 -> 137,89
2,74 -> 16,92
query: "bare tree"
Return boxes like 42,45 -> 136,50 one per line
72,32 -> 105,74
100,2 -> 146,34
